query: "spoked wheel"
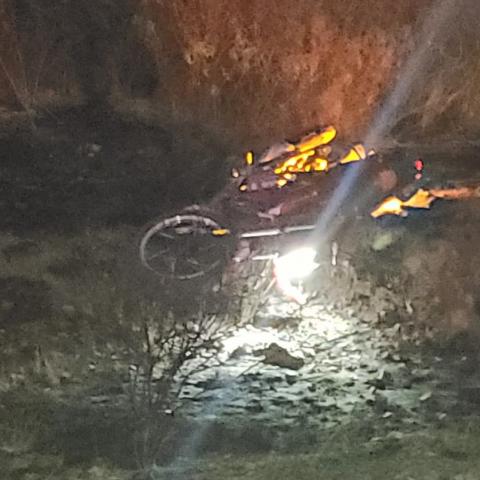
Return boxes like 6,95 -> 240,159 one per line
139,214 -> 233,280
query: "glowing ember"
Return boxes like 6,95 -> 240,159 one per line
212,228 -> 231,236
245,151 -> 254,166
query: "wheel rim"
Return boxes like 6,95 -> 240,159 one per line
139,214 -> 231,280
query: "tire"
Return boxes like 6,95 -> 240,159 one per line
139,213 -> 233,280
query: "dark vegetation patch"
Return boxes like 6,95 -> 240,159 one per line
0,107 -> 230,233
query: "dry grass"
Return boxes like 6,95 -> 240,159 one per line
132,0 -> 432,147
121,0 -> 480,147
1,0 -> 480,146
147,419 -> 480,480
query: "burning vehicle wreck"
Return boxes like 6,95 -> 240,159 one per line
139,125 -> 362,300
139,125 -> 480,305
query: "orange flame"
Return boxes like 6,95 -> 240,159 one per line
339,144 -> 368,164
371,189 -> 436,218
239,126 -> 374,192
371,196 -> 407,218
274,150 -> 330,175
429,186 -> 480,200
372,186 -> 480,218
403,189 -> 435,209
296,126 -> 337,152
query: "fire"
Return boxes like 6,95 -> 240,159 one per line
429,186 -> 480,200
371,186 -> 480,218
274,151 -> 330,175
295,125 -> 337,152
371,189 -> 435,218
237,125 -> 375,192
212,228 -> 231,236
371,195 -> 407,218
339,144 -> 370,164
273,126 -> 337,176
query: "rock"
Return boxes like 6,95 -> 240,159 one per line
254,343 -> 305,370
271,395 -> 295,407
366,378 -> 387,390
285,374 -> 297,385
229,347 -> 248,359
193,378 -> 222,391
246,401 -> 264,413
264,375 -> 284,386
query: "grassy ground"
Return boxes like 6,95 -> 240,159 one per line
160,423 -> 480,480
2,408 -> 480,479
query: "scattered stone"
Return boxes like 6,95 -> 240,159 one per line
285,374 -> 297,385
194,378 -> 222,391
166,301 -> 462,429
246,401 -> 264,413
265,375 -> 284,386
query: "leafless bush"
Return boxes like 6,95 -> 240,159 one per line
0,0 -> 153,118
0,1 -> 55,124
125,300 -> 236,468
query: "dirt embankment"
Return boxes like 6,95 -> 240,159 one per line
3,0 -> 480,147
